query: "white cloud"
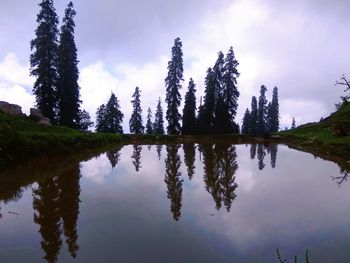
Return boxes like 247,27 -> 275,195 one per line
0,53 -> 34,114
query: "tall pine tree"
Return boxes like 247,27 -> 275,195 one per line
129,87 -> 144,134
154,97 -> 165,134
241,108 -> 251,134
30,0 -> 59,123
257,85 -> 268,136
203,68 -> 216,134
165,38 -> 183,135
57,2 -> 81,128
182,78 -> 197,135
146,107 -> 153,134
268,86 -> 279,133
250,96 -> 258,135
221,47 -> 240,133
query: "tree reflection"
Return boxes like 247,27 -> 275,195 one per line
164,145 -> 183,221
215,144 -> 238,212
257,144 -> 266,170
183,143 -> 196,180
202,144 -> 222,210
332,166 -> 350,187
131,145 -> 142,172
202,144 -> 238,212
33,176 -> 62,263
270,144 -> 278,168
156,145 -> 163,160
57,164 -> 81,258
250,144 -> 257,159
106,145 -> 123,168
32,162 -> 81,262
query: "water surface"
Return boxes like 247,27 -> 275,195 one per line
1,143 -> 350,262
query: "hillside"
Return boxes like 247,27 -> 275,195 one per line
0,112 -> 122,171
280,102 -> 350,159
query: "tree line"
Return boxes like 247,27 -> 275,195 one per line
31,1 -> 279,135
30,0 -> 92,130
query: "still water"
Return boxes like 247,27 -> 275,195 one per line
0,144 -> 350,262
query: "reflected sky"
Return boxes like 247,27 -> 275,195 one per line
1,144 -> 350,262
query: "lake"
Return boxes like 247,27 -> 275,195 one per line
0,143 -> 350,262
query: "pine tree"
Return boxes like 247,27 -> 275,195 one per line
57,2 -> 81,128
249,96 -> 258,135
182,78 -> 197,135
203,68 -> 216,134
129,87 -> 144,134
268,86 -> 279,132
241,108 -> 251,134
196,97 -> 205,135
291,117 -> 296,129
95,104 -> 107,132
257,85 -> 268,136
213,95 -> 231,134
165,38 -> 183,135
77,109 -> 93,131
145,107 -> 154,134
222,47 -> 240,133
213,51 -> 225,104
154,97 -> 164,134
96,93 -> 123,133
30,0 -> 59,123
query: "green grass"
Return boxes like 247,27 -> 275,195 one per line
279,103 -> 350,158
0,112 -> 122,170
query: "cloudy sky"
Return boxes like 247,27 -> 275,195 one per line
0,0 -> 349,131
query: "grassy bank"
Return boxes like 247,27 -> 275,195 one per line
0,112 -> 122,171
280,103 -> 350,160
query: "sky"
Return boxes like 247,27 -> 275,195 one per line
0,0 -> 349,132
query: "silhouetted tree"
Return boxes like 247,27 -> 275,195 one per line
291,117 -> 296,129
250,96 -> 258,135
77,109 -> 93,131
196,97 -> 205,134
33,176 -> 62,263
203,68 -> 216,134
222,47 -> 240,133
257,144 -> 266,170
95,104 -> 107,132
335,74 -> 350,102
241,108 -> 251,134
145,107 -> 154,134
154,97 -> 164,134
268,86 -> 279,133
213,51 -> 225,101
183,143 -> 196,180
182,78 -> 197,135
257,85 -> 268,136
57,2 -> 81,128
96,93 -> 123,133
131,145 -> 142,172
30,0 -> 59,123
165,38 -> 183,134
164,145 -> 183,220
129,87 -> 144,134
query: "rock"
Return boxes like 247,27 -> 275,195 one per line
39,117 -> 51,125
30,108 -> 51,125
0,101 -> 22,116
30,108 -> 44,121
